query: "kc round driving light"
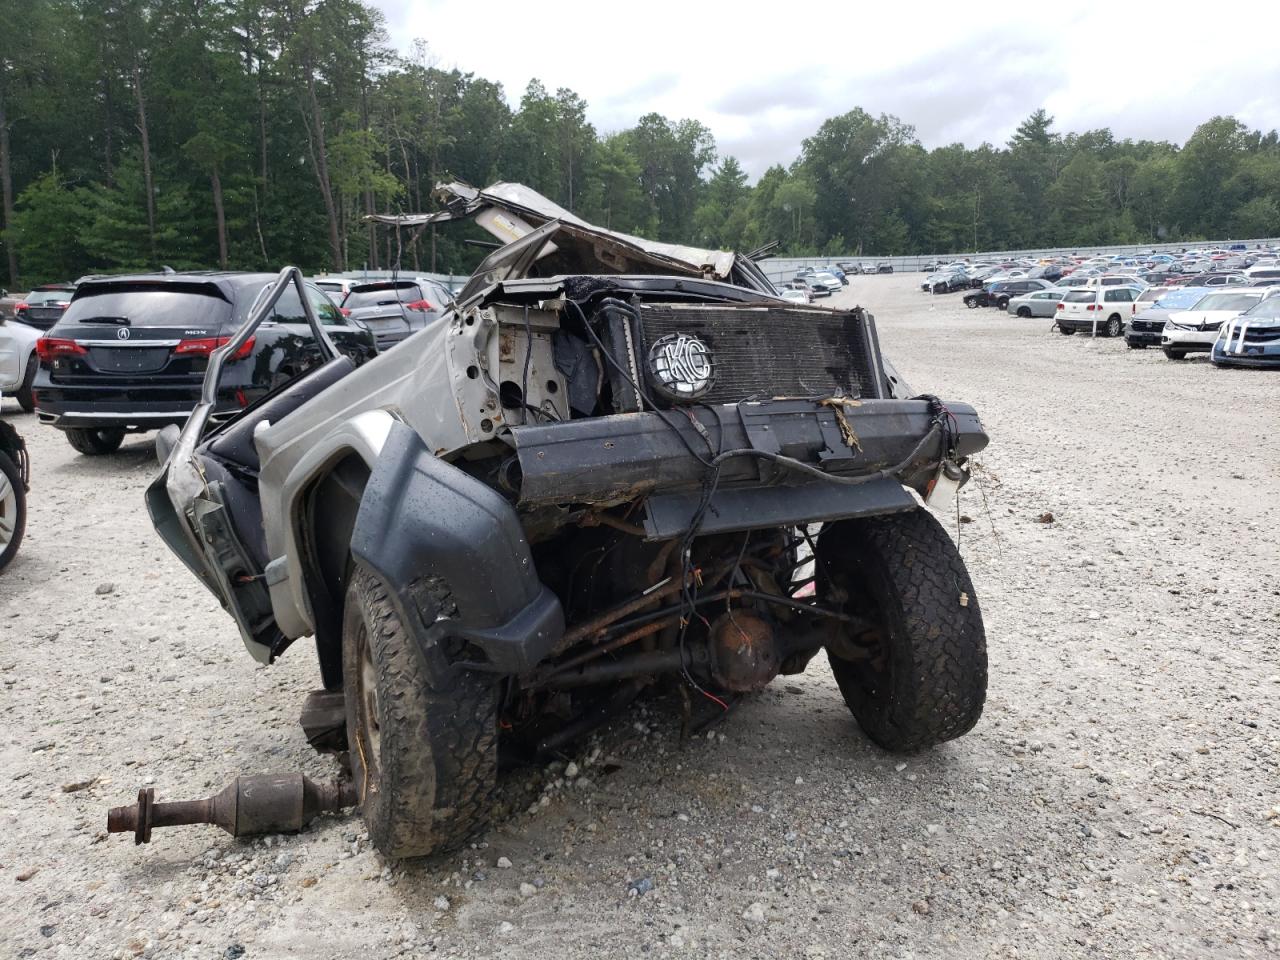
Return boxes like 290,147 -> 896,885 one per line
648,333 -> 714,400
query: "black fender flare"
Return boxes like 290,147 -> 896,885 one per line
0,420 -> 29,491
349,422 -> 564,674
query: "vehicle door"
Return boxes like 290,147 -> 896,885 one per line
1029,291 -> 1059,315
1103,288 -> 1133,316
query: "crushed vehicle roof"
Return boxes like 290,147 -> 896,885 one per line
368,181 -> 776,296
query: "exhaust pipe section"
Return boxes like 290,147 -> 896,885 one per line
107,773 -> 357,844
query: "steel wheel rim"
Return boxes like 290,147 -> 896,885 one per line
0,469 -> 14,549
355,623 -> 382,783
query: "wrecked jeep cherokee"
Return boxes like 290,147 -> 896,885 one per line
148,182 -> 989,858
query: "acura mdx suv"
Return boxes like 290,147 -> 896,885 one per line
34,272 -> 377,454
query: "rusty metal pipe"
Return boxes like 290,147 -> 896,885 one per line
540,646 -> 710,689
540,614 -> 684,680
578,512 -> 648,537
107,774 -> 357,845
553,558 -> 737,654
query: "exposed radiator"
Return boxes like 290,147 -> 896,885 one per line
634,303 -> 881,405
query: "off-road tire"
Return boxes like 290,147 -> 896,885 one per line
1163,347 -> 1186,360
1105,316 -> 1123,338
0,451 -> 26,573
14,356 -> 36,413
818,509 -> 987,752
64,427 -> 125,455
342,565 -> 499,858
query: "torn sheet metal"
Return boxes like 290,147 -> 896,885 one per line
368,181 -> 774,293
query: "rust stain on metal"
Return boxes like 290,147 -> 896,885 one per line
709,611 -> 779,692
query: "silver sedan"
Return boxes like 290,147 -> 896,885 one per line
1006,288 -> 1064,318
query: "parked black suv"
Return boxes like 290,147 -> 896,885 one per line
34,272 -> 377,454
964,279 -> 1052,310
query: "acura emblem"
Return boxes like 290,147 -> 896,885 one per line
116,327 -> 131,340
648,333 -> 714,400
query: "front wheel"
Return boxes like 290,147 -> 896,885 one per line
964,298 -> 978,309
995,297 -> 1010,310
818,510 -> 987,752
1163,347 -> 1186,360
343,565 -> 499,858
1127,340 -> 1146,350
64,427 -> 125,455
0,451 -> 26,573
1016,306 -> 1031,318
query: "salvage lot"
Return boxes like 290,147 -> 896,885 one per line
2,273 -> 1277,959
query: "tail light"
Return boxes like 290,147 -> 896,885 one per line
340,307 -> 351,317
1056,303 -> 1065,311
404,299 -> 435,312
36,337 -> 87,360
175,336 -> 255,360
14,302 -> 28,314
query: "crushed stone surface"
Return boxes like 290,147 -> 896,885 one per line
1,274 -> 1277,958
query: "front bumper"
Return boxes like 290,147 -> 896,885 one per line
1161,328 -> 1216,351
509,398 -> 987,534
1211,341 -> 1280,367
1213,322 -> 1280,366
1125,329 -> 1163,346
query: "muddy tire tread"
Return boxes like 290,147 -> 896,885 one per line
345,566 -> 498,858
823,509 -> 987,752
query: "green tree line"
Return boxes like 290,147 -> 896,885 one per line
2,0 -> 1279,287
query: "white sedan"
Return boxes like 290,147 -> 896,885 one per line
1161,289 -> 1275,360
0,315 -> 41,412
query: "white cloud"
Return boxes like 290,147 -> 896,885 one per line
375,0 -> 1280,178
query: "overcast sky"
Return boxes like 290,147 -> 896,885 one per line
377,0 -> 1280,180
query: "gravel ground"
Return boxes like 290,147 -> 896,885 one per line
2,273 -> 1277,960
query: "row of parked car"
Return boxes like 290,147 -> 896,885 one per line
946,247 -> 1280,368
0,272 -> 455,452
